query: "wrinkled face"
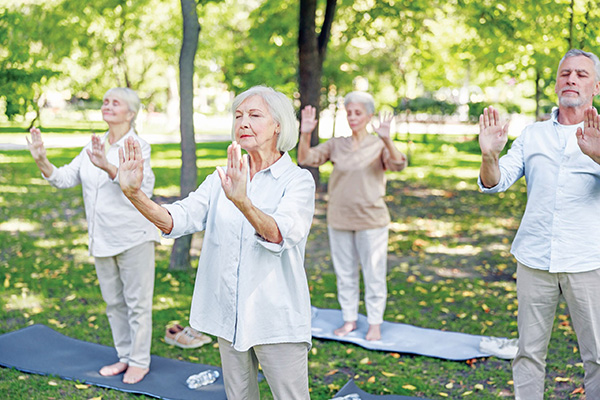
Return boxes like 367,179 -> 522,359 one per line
234,95 -> 279,153
555,55 -> 600,108
345,102 -> 372,133
101,95 -> 135,125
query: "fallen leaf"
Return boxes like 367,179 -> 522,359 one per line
367,376 -> 376,383
325,369 -> 338,376
571,387 -> 585,395
555,377 -> 570,382
381,371 -> 396,377
74,384 -> 89,389
402,384 -> 416,390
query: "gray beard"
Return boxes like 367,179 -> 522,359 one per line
558,95 -> 585,107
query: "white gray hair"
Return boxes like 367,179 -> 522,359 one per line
559,49 -> 600,82
344,91 -> 375,115
103,87 -> 141,128
231,86 -> 298,152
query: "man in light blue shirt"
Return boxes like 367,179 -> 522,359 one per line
478,49 -> 600,399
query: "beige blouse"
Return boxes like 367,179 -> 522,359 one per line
301,134 -> 405,230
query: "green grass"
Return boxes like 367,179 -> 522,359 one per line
0,133 -> 585,399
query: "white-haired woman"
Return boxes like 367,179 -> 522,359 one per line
118,86 -> 315,399
298,91 -> 407,341
27,87 -> 159,384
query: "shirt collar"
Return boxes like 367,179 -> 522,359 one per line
262,152 -> 292,179
101,128 -> 136,147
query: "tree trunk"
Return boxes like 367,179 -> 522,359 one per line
169,0 -> 200,271
298,0 -> 337,191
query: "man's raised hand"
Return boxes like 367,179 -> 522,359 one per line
479,106 -> 509,157
577,107 -> 600,165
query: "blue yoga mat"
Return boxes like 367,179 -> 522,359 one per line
332,379 -> 432,399
311,307 -> 515,361
0,324 -> 226,400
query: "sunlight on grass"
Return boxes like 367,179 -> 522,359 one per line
0,185 -> 29,193
425,243 -> 481,256
153,296 -> 187,311
153,186 -> 181,197
4,289 -> 46,314
0,219 -> 40,232
34,238 -> 68,249
0,153 -> 32,163
151,158 -> 182,168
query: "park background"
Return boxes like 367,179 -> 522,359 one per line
1,0 -> 598,398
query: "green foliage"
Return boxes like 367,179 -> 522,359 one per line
0,129 -> 587,399
398,97 -> 458,116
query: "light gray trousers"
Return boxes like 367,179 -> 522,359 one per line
94,241 -> 155,369
513,262 -> 600,400
218,338 -> 310,400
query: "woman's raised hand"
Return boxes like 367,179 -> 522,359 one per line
300,105 -> 318,135
26,127 -> 47,162
217,141 -> 249,208
478,106 -> 508,157
86,134 -> 111,171
373,111 -> 395,139
118,137 -> 144,196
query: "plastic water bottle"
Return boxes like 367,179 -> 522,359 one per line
186,370 -> 220,389
331,394 -> 362,400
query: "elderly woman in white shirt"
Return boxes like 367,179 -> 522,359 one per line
27,87 -> 159,384
118,86 -> 315,400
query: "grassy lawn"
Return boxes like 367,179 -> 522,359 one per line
0,131 -> 585,399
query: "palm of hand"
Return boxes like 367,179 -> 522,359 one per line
479,125 -> 507,154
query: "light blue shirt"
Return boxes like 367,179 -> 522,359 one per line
478,110 -> 600,273
162,152 -> 316,351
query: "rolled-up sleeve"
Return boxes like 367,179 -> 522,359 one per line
478,134 -> 525,193
45,150 -> 85,189
257,169 -> 315,254
299,140 -> 332,168
162,172 -> 216,239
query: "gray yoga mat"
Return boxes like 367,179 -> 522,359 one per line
0,324 -> 226,400
332,379 -> 432,399
311,307 -> 515,361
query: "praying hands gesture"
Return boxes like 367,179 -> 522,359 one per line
217,141 -> 249,210
577,107 -> 600,165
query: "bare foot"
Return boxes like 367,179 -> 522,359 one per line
366,324 -> 381,341
334,321 -> 357,337
123,365 -> 149,384
99,361 -> 128,377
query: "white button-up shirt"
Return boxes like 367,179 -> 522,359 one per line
162,152 -> 316,351
44,129 -> 160,257
478,110 -> 600,273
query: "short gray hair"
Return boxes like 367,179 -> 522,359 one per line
344,91 -> 375,115
231,86 -> 298,152
559,49 -> 600,82
103,87 -> 141,128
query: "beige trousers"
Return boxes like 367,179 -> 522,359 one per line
217,338 -> 309,400
94,241 -> 155,369
328,226 -> 389,325
513,262 -> 600,400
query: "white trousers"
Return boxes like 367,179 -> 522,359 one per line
513,262 -> 600,400
217,338 -> 310,400
94,241 -> 156,369
328,225 -> 389,325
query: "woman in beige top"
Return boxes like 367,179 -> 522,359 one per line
298,91 -> 407,340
